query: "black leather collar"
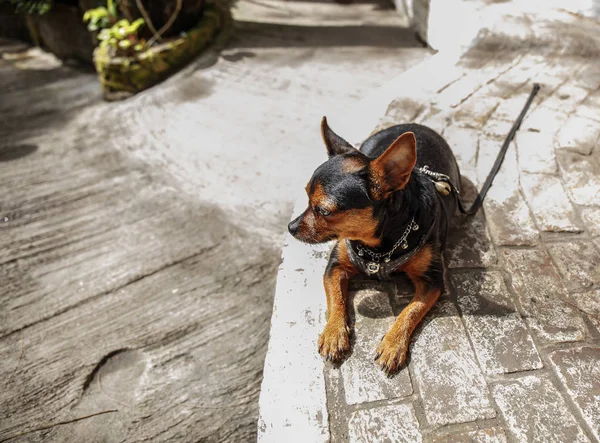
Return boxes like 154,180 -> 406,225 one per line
346,205 -> 439,280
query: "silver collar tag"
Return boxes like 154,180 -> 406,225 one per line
366,262 -> 380,274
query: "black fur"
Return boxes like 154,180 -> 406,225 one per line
309,154 -> 372,211
290,123 -> 461,286
359,124 -> 459,259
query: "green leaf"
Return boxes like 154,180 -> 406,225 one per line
130,18 -> 145,32
11,0 -> 52,15
83,6 -> 109,23
118,39 -> 131,49
98,29 -> 110,40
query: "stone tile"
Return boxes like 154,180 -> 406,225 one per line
432,428 -> 507,443
475,136 -> 505,184
484,78 -> 526,100
341,287 -> 412,405
577,91 -> 600,122
348,403 -> 422,443
492,93 -> 535,122
416,106 -> 451,135
565,289 -> 600,319
574,64 -> 600,90
589,316 -> 600,335
490,61 -> 542,98
516,130 -> 557,174
556,116 -> 600,156
482,118 -> 514,140
445,174 -> 496,267
544,63 -> 585,82
477,139 -> 538,245
542,83 -> 589,114
572,286 -> 600,335
520,172 -> 582,233
547,241 -> 600,291
549,347 -> 600,441
384,97 -> 426,123
484,197 -> 538,246
410,300 -> 495,427
522,105 -> 569,133
453,97 -> 500,129
436,73 -> 489,109
443,125 -> 478,184
445,210 -> 497,268
531,72 -> 564,93
452,271 -> 542,375
503,249 -> 587,343
581,207 -> 600,236
491,374 -> 590,443
557,151 -> 600,206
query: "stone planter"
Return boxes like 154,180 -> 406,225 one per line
0,4 -> 30,42
93,3 -> 223,101
28,3 -> 95,64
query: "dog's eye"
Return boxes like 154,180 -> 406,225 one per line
317,207 -> 331,216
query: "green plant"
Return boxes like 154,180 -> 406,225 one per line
10,0 -> 52,14
97,18 -> 146,56
83,0 -> 118,31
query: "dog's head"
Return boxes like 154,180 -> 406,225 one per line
288,117 -> 417,246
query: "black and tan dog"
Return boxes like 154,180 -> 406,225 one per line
288,117 -> 461,375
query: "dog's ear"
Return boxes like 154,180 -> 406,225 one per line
321,117 -> 356,157
370,132 -> 417,197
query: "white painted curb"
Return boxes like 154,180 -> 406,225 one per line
257,200 -> 331,443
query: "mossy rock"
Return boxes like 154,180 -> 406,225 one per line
93,3 -> 223,100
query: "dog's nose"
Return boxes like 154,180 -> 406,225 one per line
288,216 -> 301,236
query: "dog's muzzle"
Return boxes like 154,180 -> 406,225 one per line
288,215 -> 302,237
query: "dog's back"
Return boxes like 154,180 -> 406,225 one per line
360,124 -> 461,193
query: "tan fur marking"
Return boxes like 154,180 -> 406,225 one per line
300,182 -> 380,244
375,245 -> 438,374
335,240 -> 357,273
400,244 -> 433,276
323,207 -> 378,247
309,183 -> 336,212
370,132 -> 417,199
342,156 -> 366,173
319,241 -> 358,361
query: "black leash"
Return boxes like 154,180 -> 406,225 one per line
455,83 -> 540,215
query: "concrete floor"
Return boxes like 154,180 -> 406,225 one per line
0,1 -> 430,441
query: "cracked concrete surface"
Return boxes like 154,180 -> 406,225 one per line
0,1 -> 430,441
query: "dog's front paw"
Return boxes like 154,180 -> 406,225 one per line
318,319 -> 350,362
375,332 -> 409,376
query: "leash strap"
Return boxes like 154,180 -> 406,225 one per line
456,83 -> 540,215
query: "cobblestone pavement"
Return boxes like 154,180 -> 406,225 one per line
324,5 -> 600,443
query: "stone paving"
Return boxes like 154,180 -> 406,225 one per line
260,3 -> 600,443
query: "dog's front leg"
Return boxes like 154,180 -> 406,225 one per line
375,246 -> 442,375
318,241 -> 357,361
